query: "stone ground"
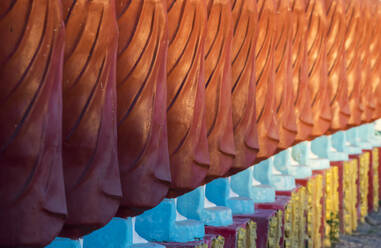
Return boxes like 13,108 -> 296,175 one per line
335,211 -> 381,247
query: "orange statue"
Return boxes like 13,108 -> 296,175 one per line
203,0 -> 236,181
343,0 -> 363,127
371,1 -> 381,120
228,0 -> 259,174
325,0 -> 350,131
166,0 -> 210,197
60,0 -> 122,237
305,0 -> 332,137
0,0 -> 67,246
255,0 -> 280,162
290,0 -> 315,143
115,0 -> 172,217
273,0 -> 298,150
359,0 -> 376,123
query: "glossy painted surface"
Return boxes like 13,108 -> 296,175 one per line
0,0 -> 66,246
166,0 -> 210,197
60,0 -> 121,237
115,0 -> 171,217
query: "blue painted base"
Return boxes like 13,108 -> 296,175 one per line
285,165 -> 312,179
272,149 -> 311,180
230,167 -> 276,203
311,135 -> 349,162
130,244 -> 165,248
251,185 -> 276,203
252,157 -> 296,191
46,238 -> 81,248
270,175 -> 295,191
169,220 -> 206,242
135,199 -> 205,243
292,141 -> 330,169
306,158 -> 330,170
83,218 -> 131,248
327,149 -> 348,162
227,197 -> 255,215
177,187 -> 233,227
346,127 -> 373,151
356,126 -> 374,150
201,207 -> 233,226
205,178 -> 255,215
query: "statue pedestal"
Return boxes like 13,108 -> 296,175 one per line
311,136 -> 348,162
206,178 -> 255,215
273,149 -> 312,180
292,141 -> 330,170
331,131 -> 362,155
230,167 -> 276,203
177,186 -> 233,227
348,127 -> 373,150
82,218 -> 165,248
253,158 -> 296,191
46,238 -> 82,248
134,199 -> 205,243
366,123 -> 381,147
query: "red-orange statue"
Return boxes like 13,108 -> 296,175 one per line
359,0 -> 376,124
255,0 -> 280,162
115,0 -> 171,217
228,0 -> 259,175
60,0 -> 122,237
203,0 -> 236,181
370,1 -> 381,121
166,0 -> 210,197
290,0 -> 315,143
273,0 -> 298,150
305,0 -> 332,137
343,0 -> 363,127
325,0 -> 350,131
0,0 -> 67,246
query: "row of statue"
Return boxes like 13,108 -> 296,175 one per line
0,0 -> 380,247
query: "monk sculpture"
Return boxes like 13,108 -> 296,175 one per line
325,0 -> 350,131
290,0 -> 314,143
166,0 -> 210,197
255,0 -> 280,162
60,0 -> 122,237
228,0 -> 259,175
305,0 -> 332,137
370,1 -> 381,121
0,0 -> 67,246
273,0 -> 298,150
115,0 -> 171,217
343,0 -> 363,127
359,0 -> 376,124
203,0 -> 236,182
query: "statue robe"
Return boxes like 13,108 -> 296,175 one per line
166,0 -> 210,197
228,0 -> 259,175
370,1 -> 381,121
273,0 -> 297,150
0,0 -> 67,246
343,0 -> 363,127
255,0 -> 280,162
290,0 -> 314,143
115,0 -> 171,217
60,0 -> 122,237
325,0 -> 350,132
203,0 -> 236,182
358,1 -> 375,123
305,0 -> 332,137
